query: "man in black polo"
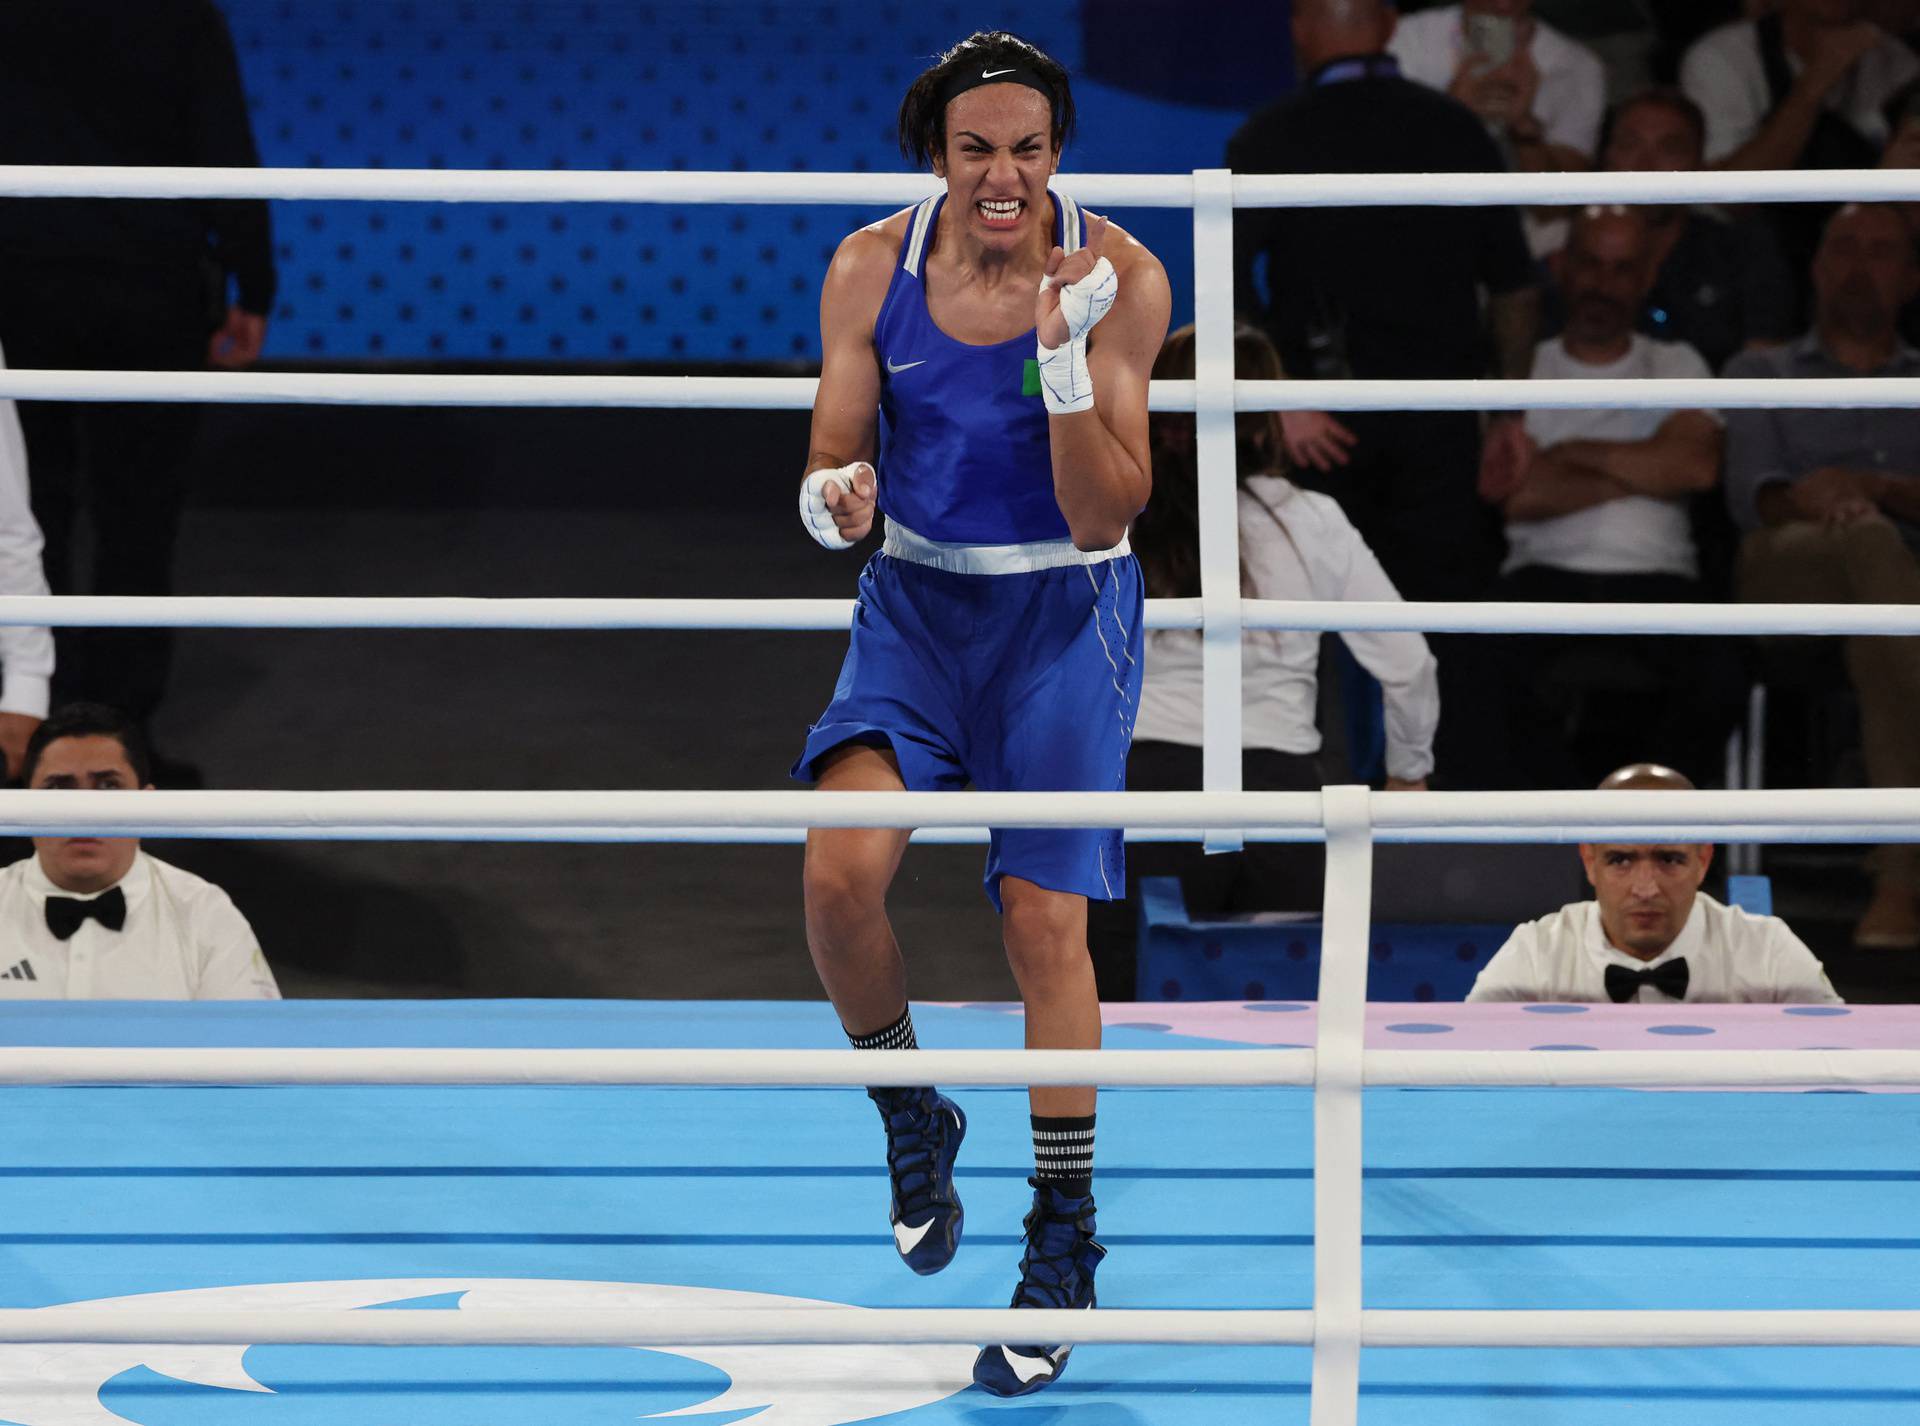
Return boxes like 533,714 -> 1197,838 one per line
1227,0 -> 1539,786
0,1 -> 274,774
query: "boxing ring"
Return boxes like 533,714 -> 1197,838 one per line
0,161 -> 1914,1424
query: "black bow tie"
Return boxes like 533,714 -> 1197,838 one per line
1604,957 -> 1689,1004
44,886 -> 127,941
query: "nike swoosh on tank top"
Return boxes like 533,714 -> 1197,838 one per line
870,190 -> 1085,545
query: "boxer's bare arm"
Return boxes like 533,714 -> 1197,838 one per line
802,220 -> 903,542
1042,219 -> 1171,550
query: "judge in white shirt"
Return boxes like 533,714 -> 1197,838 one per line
1084,323 -> 1438,997
1469,763 -> 1841,1004
0,703 -> 278,999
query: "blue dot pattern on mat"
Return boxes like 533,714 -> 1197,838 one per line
1520,1003 -> 1590,1015
1384,1022 -> 1453,1035
1784,1006 -> 1852,1017
1530,1044 -> 1597,1051
1646,1024 -> 1716,1036
1246,1003 -> 1311,1014
1111,1022 -> 1172,1033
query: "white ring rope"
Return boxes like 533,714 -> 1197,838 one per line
2,370 -> 1917,411
0,1046 -> 1913,1089
0,163 -> 1916,208
0,1305 -> 1313,1349
5,1306 -> 1920,1349
0,594 -> 1910,636
0,787 -> 1912,842
0,1046 -> 1310,1088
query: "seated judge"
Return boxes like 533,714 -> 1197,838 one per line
1468,762 -> 1841,1003
0,702 -> 278,999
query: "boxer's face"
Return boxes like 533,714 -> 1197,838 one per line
30,735 -> 146,895
937,84 -> 1059,252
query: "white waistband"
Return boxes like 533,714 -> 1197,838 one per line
882,518 -> 1131,575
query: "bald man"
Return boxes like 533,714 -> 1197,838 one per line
1469,763 -> 1842,1003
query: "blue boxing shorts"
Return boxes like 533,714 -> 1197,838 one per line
792,524 -> 1144,912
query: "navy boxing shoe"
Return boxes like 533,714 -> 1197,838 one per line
870,1087 -> 966,1274
971,1176 -> 1105,1396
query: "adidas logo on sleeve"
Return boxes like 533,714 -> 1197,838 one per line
3,959 -> 35,981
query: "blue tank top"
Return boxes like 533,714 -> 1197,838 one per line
871,190 -> 1088,545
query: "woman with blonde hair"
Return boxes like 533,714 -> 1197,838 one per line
1085,322 -> 1439,995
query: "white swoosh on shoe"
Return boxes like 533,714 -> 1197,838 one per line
895,1218 -> 935,1255
1000,1347 -> 1055,1384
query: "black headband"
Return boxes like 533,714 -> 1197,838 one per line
937,60 -> 1057,116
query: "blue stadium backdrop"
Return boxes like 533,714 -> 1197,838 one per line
226,0 -> 1294,362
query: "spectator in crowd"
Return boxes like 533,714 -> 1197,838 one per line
1390,0 -> 1607,257
1483,206 -> 1743,787
1682,0 -> 1919,272
1084,324 -> 1438,997
1682,0 -> 1919,170
1228,0 -> 1536,786
0,703 -> 278,998
0,343 -> 53,780
0,2 -> 275,781
1468,762 -> 1843,1002
1589,87 -> 1800,370
1390,0 -> 1609,171
1725,202 -> 1920,949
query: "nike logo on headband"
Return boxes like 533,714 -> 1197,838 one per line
982,67 -> 1015,78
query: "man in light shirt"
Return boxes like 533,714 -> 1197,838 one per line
1681,0 -> 1917,172
1481,206 -> 1743,786
0,703 -> 278,999
1389,0 -> 1606,170
1469,763 -> 1842,1004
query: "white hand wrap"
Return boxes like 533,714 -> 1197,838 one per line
798,462 -> 873,551
1036,255 -> 1118,416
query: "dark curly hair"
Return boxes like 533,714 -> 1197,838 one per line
897,31 -> 1075,171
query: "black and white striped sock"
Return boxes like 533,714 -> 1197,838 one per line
1032,1113 -> 1095,1198
849,1006 -> 919,1106
846,1005 -> 918,1051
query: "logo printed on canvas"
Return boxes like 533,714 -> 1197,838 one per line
0,1278 -> 974,1426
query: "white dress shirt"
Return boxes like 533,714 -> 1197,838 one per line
1505,335 -> 1721,580
1468,893 -> 1842,1004
1133,478 -> 1440,782
0,341 -> 53,718
0,851 -> 279,999
1389,4 -> 1607,158
1681,19 -> 1919,164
